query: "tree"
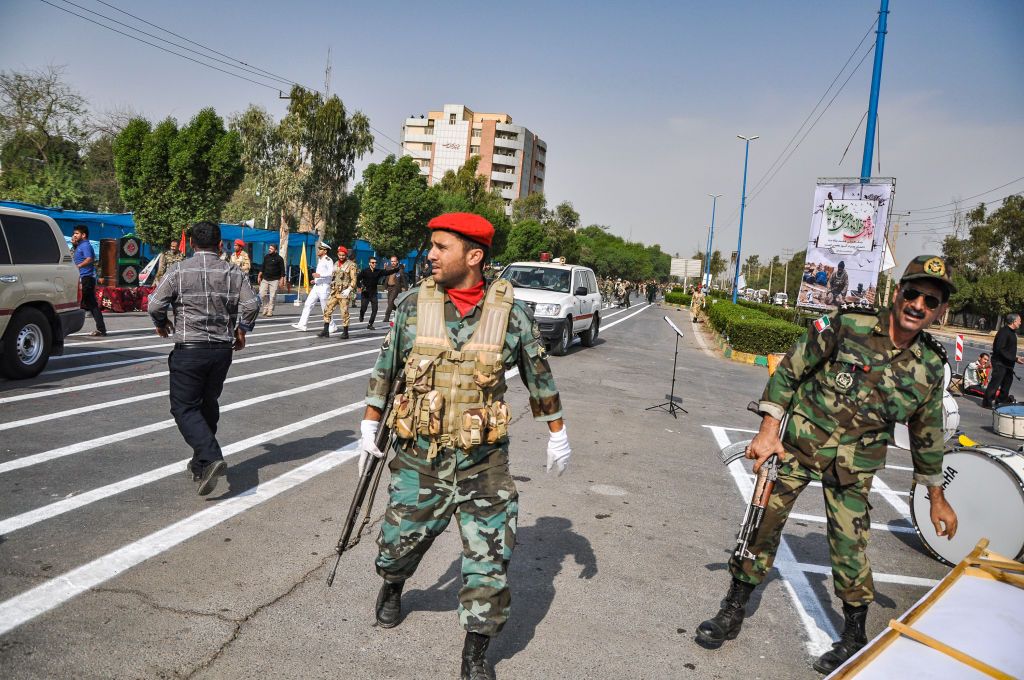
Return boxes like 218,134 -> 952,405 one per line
511,192 -> 547,223
502,219 -> 547,263
0,65 -> 87,164
433,156 -> 512,259
355,154 -> 440,262
550,201 -> 580,231
114,108 -> 243,246
233,86 -> 373,261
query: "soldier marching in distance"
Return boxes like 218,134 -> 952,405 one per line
696,255 -> 959,675
321,245 -> 358,339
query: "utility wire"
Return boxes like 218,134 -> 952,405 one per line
903,175 -> 1024,213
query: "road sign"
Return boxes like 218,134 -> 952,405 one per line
955,334 -> 963,362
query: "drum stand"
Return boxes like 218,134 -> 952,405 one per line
647,317 -> 688,418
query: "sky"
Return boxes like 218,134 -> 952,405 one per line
3,0 -> 1023,271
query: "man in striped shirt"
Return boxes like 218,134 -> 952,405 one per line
149,221 -> 261,495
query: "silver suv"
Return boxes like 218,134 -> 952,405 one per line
0,206 -> 85,378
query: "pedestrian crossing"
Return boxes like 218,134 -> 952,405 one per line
0,303 -> 652,638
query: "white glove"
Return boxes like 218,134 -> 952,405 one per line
341,287 -> 352,298
358,419 -> 384,476
546,426 -> 571,476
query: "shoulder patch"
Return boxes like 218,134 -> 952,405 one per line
836,301 -> 877,316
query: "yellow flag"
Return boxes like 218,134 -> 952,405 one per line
298,244 -> 309,294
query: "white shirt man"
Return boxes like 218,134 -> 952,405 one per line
293,243 -> 337,331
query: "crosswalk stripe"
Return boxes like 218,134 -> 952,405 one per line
0,367 -> 373,474
0,401 -> 365,536
0,443 -> 360,637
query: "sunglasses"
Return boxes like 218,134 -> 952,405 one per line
902,287 -> 942,310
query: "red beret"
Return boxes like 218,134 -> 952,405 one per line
428,212 -> 494,248
233,239 -> 245,247
337,245 -> 348,254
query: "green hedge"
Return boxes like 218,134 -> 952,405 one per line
737,299 -> 800,323
664,292 -> 692,306
705,300 -> 806,355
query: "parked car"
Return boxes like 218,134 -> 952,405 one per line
773,292 -> 789,306
0,206 -> 85,378
498,261 -> 602,355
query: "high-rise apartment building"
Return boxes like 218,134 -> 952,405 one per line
401,104 -> 546,215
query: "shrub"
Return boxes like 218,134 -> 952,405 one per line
737,299 -> 800,323
665,292 -> 692,306
705,301 -> 806,354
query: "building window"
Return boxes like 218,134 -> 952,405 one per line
449,113 -> 457,124
470,145 -> 480,154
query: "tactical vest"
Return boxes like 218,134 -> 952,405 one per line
388,278 -> 514,458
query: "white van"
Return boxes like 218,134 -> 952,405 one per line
498,261 -> 602,355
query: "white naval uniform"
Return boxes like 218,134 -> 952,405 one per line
296,255 -> 337,330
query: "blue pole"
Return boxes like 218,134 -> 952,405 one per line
705,194 -> 719,288
860,0 -> 889,183
732,138 -> 755,304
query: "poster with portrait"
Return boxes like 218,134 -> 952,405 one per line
796,178 -> 895,312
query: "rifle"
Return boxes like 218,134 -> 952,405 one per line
326,376 -> 406,587
719,401 -> 788,562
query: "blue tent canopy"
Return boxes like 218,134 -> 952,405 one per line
1,201 -> 425,272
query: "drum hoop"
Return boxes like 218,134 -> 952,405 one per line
910,451 -> 1024,566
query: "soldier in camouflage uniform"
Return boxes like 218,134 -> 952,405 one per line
358,212 -> 570,680
155,239 -> 184,283
696,255 -> 960,675
320,245 -> 358,339
825,260 -> 850,305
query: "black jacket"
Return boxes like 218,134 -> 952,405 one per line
262,252 -> 285,280
992,324 -> 1019,367
358,265 -> 399,293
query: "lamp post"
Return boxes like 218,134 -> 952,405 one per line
732,135 -> 758,303
704,193 -> 722,289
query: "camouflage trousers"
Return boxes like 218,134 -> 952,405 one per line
375,462 -> 519,636
729,454 -> 876,606
322,292 -> 350,326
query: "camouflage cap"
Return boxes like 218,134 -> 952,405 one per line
900,255 -> 956,294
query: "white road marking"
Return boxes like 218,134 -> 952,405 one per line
687,310 -> 717,359
0,401 -> 365,536
56,325 -> 298,359
0,334 -> 384,405
601,304 -> 650,330
788,512 -> 916,535
708,426 -> 837,656
0,346 -> 380,431
42,326 -> 382,375
0,368 -> 373,474
0,442 -> 360,636
884,464 -> 914,472
791,562 -> 938,587
870,475 -> 913,520
743,474 -> 910,497
62,317 -> 302,347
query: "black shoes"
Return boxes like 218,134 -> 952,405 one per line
375,580 -> 404,628
341,327 -> 349,339
367,323 -> 375,330
696,578 -> 757,649
813,603 -> 868,674
461,632 -> 495,680
196,460 -> 226,496
316,323 -> 331,338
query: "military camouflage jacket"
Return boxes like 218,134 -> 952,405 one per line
331,260 -> 358,295
366,283 -> 563,479
758,307 -> 945,487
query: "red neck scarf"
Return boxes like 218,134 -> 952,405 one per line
446,281 -> 485,317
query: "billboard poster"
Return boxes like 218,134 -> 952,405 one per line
796,178 -> 895,312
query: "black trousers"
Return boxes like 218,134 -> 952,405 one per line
168,347 -> 233,470
384,287 -> 401,322
360,291 -> 379,324
80,276 -> 106,333
984,362 -> 1015,406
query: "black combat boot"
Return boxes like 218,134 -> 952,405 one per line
813,603 -> 868,674
341,326 -> 349,339
316,322 -> 330,338
695,577 -> 756,649
375,580 -> 404,628
460,632 -> 495,680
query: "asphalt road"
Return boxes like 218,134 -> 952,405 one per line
0,298 -> 1020,679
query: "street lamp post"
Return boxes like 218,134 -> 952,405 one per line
704,193 -> 722,289
732,135 -> 758,304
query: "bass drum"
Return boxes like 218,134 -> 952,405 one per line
910,446 -> 1024,566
